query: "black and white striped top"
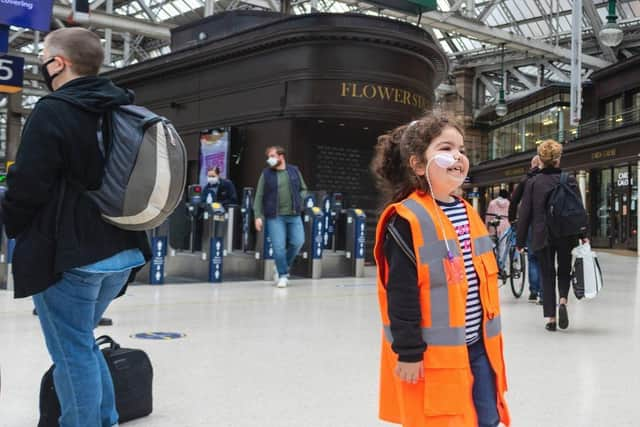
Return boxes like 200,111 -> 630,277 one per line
437,199 -> 482,346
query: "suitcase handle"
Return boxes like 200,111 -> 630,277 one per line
96,335 -> 121,350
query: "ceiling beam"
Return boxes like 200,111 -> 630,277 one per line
477,0 -> 499,21
477,73 -> 498,95
508,66 -> 537,89
52,4 -> 173,40
411,8 -> 612,69
546,62 -> 571,82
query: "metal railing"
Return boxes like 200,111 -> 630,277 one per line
575,108 -> 640,140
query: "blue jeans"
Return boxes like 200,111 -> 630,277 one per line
32,249 -> 143,427
266,215 -> 305,277
468,340 -> 500,427
527,229 -> 542,297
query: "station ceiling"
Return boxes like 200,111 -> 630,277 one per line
3,0 -> 640,107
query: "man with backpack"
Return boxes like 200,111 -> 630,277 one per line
516,140 -> 588,332
1,28 -> 151,427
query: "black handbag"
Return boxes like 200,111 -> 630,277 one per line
38,335 -> 153,426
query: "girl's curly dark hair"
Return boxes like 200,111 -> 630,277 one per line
370,112 -> 464,206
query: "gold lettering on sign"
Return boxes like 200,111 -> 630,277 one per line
340,82 -> 427,110
504,167 -> 526,177
591,148 -> 617,160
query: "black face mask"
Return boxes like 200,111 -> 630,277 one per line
41,58 -> 64,92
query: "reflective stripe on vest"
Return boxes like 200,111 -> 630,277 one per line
486,315 -> 501,338
381,198 -> 502,347
473,235 -> 494,257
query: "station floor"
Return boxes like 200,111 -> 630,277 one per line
0,251 -> 638,427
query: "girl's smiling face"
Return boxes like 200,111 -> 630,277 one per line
412,126 -> 469,201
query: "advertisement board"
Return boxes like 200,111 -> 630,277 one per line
0,0 -> 54,32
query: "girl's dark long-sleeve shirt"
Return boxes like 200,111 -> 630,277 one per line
383,215 -> 426,362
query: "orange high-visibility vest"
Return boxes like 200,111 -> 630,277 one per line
374,192 -> 510,427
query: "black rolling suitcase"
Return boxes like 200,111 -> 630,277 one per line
38,335 -> 153,426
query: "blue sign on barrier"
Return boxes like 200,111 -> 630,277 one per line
0,25 -> 8,54
263,235 -> 274,260
0,55 -> 24,94
150,257 -> 165,285
209,237 -> 223,283
0,0 -> 54,32
353,210 -> 366,260
149,236 -> 167,285
152,236 -> 167,257
310,208 -> 324,260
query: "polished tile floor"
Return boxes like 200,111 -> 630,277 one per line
0,251 -> 637,427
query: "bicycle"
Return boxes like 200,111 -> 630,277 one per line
486,213 -> 526,299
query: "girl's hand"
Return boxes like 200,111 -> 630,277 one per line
395,361 -> 424,384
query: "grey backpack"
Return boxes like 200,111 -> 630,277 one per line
88,105 -> 187,231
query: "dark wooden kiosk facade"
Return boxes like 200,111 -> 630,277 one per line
108,11 -> 448,233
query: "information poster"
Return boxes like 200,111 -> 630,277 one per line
0,0 -> 54,32
199,129 -> 229,187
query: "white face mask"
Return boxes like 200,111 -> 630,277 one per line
266,156 -> 279,167
207,177 -> 219,185
432,153 -> 456,169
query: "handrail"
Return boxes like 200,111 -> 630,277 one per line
575,107 -> 640,140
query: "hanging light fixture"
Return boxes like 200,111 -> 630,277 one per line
600,0 -> 624,47
495,43 -> 508,118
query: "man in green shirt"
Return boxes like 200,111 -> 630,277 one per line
254,146 -> 308,288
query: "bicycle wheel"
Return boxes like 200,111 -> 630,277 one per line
509,247 -> 526,298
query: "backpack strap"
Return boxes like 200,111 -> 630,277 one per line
560,171 -> 568,185
386,217 -> 417,267
96,112 -> 113,159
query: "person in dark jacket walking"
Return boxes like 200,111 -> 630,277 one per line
202,167 -> 238,207
510,155 -> 543,304
1,28 -> 150,427
516,140 -> 586,332
253,146 -> 308,288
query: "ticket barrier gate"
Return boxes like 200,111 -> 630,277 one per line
138,188 -> 366,282
319,208 -> 366,278
290,207 -> 324,278
201,203 -> 226,282
254,226 -> 276,282
240,187 -> 255,252
319,192 -> 343,250
142,201 -> 262,283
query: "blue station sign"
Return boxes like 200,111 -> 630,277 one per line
0,0 -> 54,32
0,55 -> 24,93
0,25 -> 8,54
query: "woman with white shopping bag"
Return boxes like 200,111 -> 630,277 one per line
516,140 -> 589,332
571,241 -> 604,299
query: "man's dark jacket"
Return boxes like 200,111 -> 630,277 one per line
1,77 -> 151,298
202,178 -> 238,207
516,167 -> 582,252
508,166 -> 540,223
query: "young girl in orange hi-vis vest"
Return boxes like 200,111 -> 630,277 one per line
371,112 -> 510,427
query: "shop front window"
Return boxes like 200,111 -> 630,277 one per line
604,97 -> 624,129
